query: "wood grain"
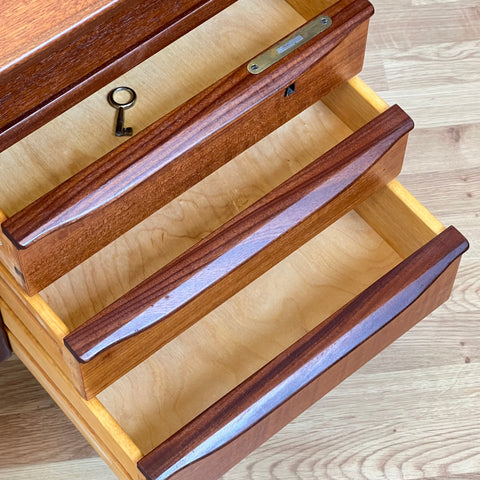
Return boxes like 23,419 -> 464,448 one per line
1,295 -> 143,477
0,355 -> 94,468
0,0 -> 110,71
62,105 -> 412,398
7,334 -> 138,480
0,0 -> 239,152
1,0 -> 374,296
2,301 -> 142,480
138,227 -> 468,480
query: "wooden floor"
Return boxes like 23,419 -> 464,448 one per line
1,0 -> 479,479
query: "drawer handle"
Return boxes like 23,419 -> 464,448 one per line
137,226 -> 468,480
63,105 -> 413,397
1,0 -> 375,295
0,309 -> 12,362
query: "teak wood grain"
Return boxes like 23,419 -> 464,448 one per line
0,0 -> 239,152
1,0 -> 374,296
62,104 -> 413,398
137,226 -> 469,480
0,309 -> 12,362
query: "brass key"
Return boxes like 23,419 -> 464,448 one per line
107,86 -> 137,137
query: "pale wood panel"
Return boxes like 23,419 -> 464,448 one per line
356,181 -> 445,258
364,0 -> 480,130
365,0 -> 480,49
7,332 -> 140,480
0,355 -> 54,417
0,404 -> 94,468
285,0 -> 335,18
403,124 -> 480,174
378,81 -> 480,129
224,363 -> 480,480
1,304 -> 142,478
0,458 -> 115,480
380,41 -> 480,88
399,171 -> 479,253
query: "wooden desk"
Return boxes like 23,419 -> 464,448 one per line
0,0 -> 478,479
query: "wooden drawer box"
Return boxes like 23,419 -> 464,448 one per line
0,1 -> 468,479
1,0 -> 378,398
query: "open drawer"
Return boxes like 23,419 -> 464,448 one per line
0,0 -> 468,479
0,76 -> 469,479
0,177 -> 468,480
0,0 -> 243,152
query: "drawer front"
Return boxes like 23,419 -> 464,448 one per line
0,225 -> 468,480
137,226 -> 468,480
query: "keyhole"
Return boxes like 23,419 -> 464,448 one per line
284,82 -> 296,97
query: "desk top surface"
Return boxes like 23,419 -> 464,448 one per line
0,0 -> 115,73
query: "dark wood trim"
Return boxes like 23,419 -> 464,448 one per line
0,0 -> 238,152
137,226 -> 469,480
0,309 -> 12,363
64,104 -> 412,398
2,0 -> 374,295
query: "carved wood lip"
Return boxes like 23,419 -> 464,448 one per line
137,226 -> 468,480
62,104 -> 413,364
